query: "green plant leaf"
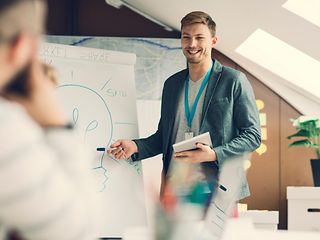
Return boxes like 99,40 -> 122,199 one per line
299,119 -> 318,131
288,139 -> 313,148
287,129 -> 312,139
310,143 -> 320,149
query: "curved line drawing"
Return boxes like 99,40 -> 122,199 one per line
84,120 -> 99,142
57,84 -> 113,147
72,108 -> 79,126
86,120 -> 99,132
109,155 -> 121,165
57,84 -> 113,191
126,158 -> 141,174
71,37 -> 94,46
92,150 -> 108,192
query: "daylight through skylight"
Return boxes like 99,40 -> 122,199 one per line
236,29 -> 320,98
282,0 -> 320,28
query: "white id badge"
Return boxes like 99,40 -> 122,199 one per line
185,131 -> 194,140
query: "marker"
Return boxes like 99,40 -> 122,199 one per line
210,179 -> 227,192
219,184 -> 227,192
98,147 -> 124,152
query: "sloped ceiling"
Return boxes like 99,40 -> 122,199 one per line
107,0 -> 320,115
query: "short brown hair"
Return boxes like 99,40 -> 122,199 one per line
42,63 -> 58,86
181,11 -> 216,37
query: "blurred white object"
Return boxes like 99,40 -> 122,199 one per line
239,210 -> 279,230
291,116 -> 320,127
122,226 -> 152,240
221,218 -> 257,240
221,218 -> 320,240
287,186 -> 320,231
237,203 -> 248,211
203,156 -> 246,239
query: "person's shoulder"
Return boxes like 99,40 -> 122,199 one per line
0,98 -> 24,118
164,68 -> 187,86
221,65 -> 243,79
0,98 -> 41,134
221,65 -> 248,85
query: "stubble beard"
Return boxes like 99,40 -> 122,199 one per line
185,48 -> 211,65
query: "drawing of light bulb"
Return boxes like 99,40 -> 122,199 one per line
85,120 -> 99,141
57,84 -> 113,191
73,108 -> 79,126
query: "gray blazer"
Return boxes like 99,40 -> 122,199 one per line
133,59 -> 261,199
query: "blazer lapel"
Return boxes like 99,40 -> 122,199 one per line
167,70 -> 187,120
163,70 -> 186,159
200,59 -> 223,130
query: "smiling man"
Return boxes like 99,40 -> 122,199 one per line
109,11 -> 261,200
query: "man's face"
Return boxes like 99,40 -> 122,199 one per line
181,23 -> 217,65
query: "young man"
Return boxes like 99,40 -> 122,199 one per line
109,11 -> 261,199
0,1 -> 98,239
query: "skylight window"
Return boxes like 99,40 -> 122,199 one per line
236,29 -> 320,98
282,0 -> 320,27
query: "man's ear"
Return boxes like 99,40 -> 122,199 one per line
8,33 -> 35,69
211,36 -> 218,48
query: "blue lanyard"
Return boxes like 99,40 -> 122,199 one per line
184,61 -> 213,130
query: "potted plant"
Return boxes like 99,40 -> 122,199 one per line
288,116 -> 320,186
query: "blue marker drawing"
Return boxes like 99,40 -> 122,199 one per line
108,139 -> 141,174
72,108 -> 79,125
57,84 -> 113,191
92,150 -> 108,192
71,37 -> 94,46
100,77 -> 112,91
129,38 -> 181,51
58,84 -> 113,147
84,120 -> 99,142
126,159 -> 142,175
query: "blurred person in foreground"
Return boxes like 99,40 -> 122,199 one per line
0,0 -> 99,239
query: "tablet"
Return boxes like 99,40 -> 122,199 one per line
172,132 -> 212,153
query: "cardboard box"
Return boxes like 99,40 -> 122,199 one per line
287,186 -> 320,231
239,210 -> 279,230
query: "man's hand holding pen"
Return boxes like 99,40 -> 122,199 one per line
107,139 -> 138,160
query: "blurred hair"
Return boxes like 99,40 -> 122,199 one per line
0,0 -> 46,44
42,63 -> 58,86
